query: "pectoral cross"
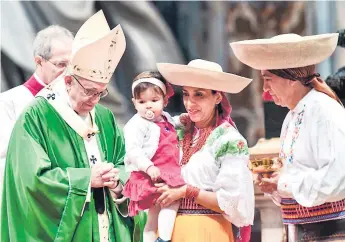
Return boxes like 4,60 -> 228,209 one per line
87,133 -> 95,139
90,155 -> 97,164
47,93 -> 56,100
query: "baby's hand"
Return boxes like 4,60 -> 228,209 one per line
147,166 -> 161,182
179,113 -> 189,125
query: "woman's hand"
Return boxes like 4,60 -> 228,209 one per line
155,183 -> 187,207
255,171 -> 280,194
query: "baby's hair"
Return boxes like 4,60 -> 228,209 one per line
132,71 -> 168,99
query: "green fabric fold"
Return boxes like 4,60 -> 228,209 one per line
1,97 -> 145,242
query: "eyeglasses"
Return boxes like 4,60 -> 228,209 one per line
71,75 -> 109,98
43,58 -> 68,69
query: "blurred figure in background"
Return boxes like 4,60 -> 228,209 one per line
336,29 -> 345,48
326,67 -> 345,104
0,25 -> 73,203
326,29 -> 345,105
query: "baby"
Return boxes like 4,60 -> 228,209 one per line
122,71 -> 185,242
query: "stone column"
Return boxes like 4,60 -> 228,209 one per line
205,2 -> 229,70
255,188 -> 285,242
226,2 -> 307,146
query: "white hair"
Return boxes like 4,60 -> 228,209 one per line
33,25 -> 74,60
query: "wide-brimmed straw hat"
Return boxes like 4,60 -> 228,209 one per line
230,33 -> 339,70
156,59 -> 252,93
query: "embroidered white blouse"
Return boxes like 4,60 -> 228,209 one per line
123,112 -> 180,173
277,89 -> 345,207
179,122 -> 255,227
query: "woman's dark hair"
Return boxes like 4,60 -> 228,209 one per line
268,65 -> 342,105
132,71 -> 168,99
211,90 -> 223,115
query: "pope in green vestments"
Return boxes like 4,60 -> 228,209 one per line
1,11 -> 145,242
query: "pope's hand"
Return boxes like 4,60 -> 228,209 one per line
91,162 -> 114,188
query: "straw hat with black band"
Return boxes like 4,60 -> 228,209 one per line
230,33 -> 342,106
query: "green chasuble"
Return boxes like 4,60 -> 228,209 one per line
1,90 -> 146,242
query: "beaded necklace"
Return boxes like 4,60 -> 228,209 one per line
181,111 -> 220,165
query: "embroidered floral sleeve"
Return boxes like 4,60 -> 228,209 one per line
208,123 -> 254,227
179,122 -> 255,227
215,139 -> 248,160
206,125 -> 228,145
206,123 -> 249,168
